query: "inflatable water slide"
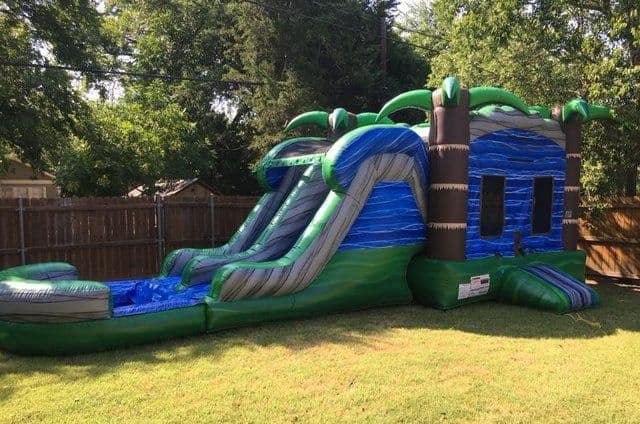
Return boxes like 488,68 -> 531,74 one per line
0,78 -> 613,355
0,124 -> 428,355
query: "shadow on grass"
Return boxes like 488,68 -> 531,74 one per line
0,278 -> 638,401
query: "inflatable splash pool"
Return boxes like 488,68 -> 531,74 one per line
0,124 -> 429,355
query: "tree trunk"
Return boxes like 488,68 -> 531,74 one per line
624,164 -> 638,196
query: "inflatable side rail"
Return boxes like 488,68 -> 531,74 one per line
206,125 -> 428,302
0,262 -> 78,281
322,125 -> 428,192
0,263 -> 111,324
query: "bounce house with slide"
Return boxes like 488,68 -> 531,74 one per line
0,77 -> 614,355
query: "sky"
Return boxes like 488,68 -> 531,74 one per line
397,0 -> 413,13
397,0 -> 423,14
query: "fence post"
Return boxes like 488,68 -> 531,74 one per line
155,195 -> 164,271
17,198 -> 26,265
209,194 -> 215,247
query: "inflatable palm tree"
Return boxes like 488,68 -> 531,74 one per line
285,107 -> 394,140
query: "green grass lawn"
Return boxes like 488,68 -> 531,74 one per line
1,279 -> 639,423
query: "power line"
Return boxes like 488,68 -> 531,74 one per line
240,0 -> 432,53
0,61 -> 266,86
2,2 -> 434,82
306,0 -> 433,39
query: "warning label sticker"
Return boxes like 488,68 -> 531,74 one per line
457,274 -> 491,300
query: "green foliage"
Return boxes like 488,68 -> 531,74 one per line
44,0 -> 261,195
57,83 -> 204,196
403,0 -> 640,198
224,0 -> 428,150
64,0 -> 428,194
3,0 -> 634,199
407,0 -> 581,103
0,1 -> 106,172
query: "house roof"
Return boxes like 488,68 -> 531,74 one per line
127,178 -> 219,197
2,158 -> 56,180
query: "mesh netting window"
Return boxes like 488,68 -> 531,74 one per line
480,175 -> 505,237
532,177 -> 553,234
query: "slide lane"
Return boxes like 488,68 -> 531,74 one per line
159,137 -> 331,278
178,163 -> 329,286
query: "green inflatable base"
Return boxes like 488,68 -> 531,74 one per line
0,304 -> 206,356
205,244 -> 419,331
407,250 -> 589,311
499,265 -> 599,314
0,244 -> 420,355
1,247 -> 593,355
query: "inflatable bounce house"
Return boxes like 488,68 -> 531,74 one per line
0,78 -> 613,355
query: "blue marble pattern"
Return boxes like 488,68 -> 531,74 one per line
264,166 -> 288,190
466,129 -> 565,259
104,277 -> 208,317
339,181 -> 426,250
331,127 -> 429,192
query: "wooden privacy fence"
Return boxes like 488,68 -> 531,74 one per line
2,195 -> 638,281
579,197 -> 640,280
0,195 -> 259,281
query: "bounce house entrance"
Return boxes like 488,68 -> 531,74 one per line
500,264 -> 599,313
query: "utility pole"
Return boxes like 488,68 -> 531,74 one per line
380,16 -> 387,82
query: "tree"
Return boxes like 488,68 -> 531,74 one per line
56,82 -> 207,196
402,0 -> 639,198
86,0 -> 427,194
224,0 -> 428,152
0,1 -> 110,172
91,0 -> 260,194
568,0 -> 640,196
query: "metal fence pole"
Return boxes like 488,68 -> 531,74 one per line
209,194 -> 215,247
155,195 -> 164,271
17,198 -> 26,265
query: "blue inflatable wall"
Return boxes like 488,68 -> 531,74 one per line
466,129 -> 565,259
